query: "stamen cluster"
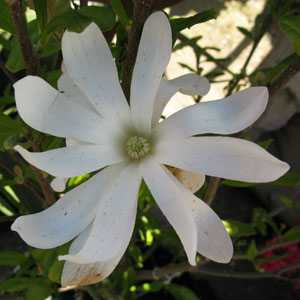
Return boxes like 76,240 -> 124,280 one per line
125,136 -> 151,160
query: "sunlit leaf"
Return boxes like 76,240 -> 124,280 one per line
246,240 -> 258,261
223,220 -> 256,238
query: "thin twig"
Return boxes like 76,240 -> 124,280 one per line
80,0 -> 88,6
7,0 -> 55,206
136,262 -> 289,282
31,140 -> 56,207
277,262 -> 300,275
121,0 -> 155,99
7,0 -> 39,75
204,177 -> 221,205
259,239 -> 300,256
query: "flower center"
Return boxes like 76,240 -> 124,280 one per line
125,136 -> 151,160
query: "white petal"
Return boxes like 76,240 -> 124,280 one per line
141,161 -> 197,265
50,138 -> 92,192
61,225 -> 122,287
11,165 -> 123,249
155,87 -> 269,139
50,177 -> 68,192
57,72 -> 95,112
62,23 -> 130,123
130,12 -> 172,134
14,76 -> 117,144
169,171 -> 233,263
60,165 -> 141,264
152,74 -> 210,125
168,166 -> 205,193
192,198 -> 233,263
157,136 -> 290,183
15,144 -> 125,177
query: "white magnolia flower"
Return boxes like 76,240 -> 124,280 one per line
11,12 -> 289,287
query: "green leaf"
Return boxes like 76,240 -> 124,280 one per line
31,248 -> 57,274
279,195 -> 294,209
33,0 -> 48,31
5,37 -> 24,72
222,180 -> 256,188
223,220 -> 256,238
0,1 -> 15,33
78,6 -> 116,31
6,20 -> 39,73
246,240 -> 258,261
0,115 -> 23,150
280,15 -> 300,55
0,33 -> 11,50
237,26 -> 253,39
31,244 -> 69,280
42,6 -> 116,43
0,278 -> 33,293
42,9 -> 88,40
252,208 -> 279,236
171,10 -> 218,41
0,251 -> 27,267
271,171 -> 300,187
111,0 -> 130,27
223,165 -> 296,189
48,260 -> 64,283
25,285 -> 52,300
258,138 -> 273,149
44,69 -> 62,87
166,284 -> 201,300
0,277 -> 52,300
283,226 -> 300,242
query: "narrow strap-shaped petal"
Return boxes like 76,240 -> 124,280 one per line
169,170 -> 233,263
50,138 -> 89,192
14,76 -> 118,144
192,197 -> 233,263
155,87 -> 269,139
15,144 -> 125,177
156,136 -> 290,183
152,74 -> 210,126
62,23 -> 130,123
141,161 -> 197,265
60,164 -> 141,264
57,72 -> 96,112
11,165 -> 124,249
61,225 -> 123,287
130,12 -> 172,135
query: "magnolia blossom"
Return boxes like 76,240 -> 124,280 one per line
11,12 -> 289,287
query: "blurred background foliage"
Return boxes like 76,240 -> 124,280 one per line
1,0 -> 300,299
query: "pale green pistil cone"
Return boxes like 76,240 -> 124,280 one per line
125,136 -> 151,160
